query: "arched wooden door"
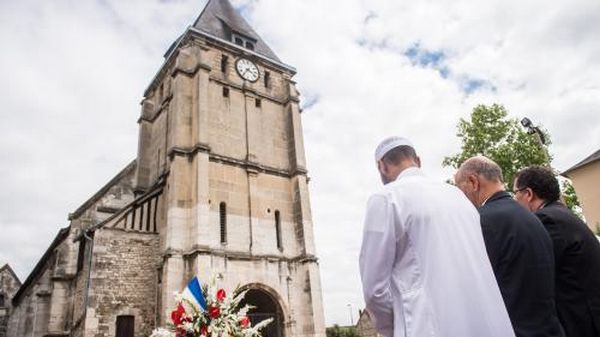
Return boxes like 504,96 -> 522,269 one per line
239,288 -> 285,337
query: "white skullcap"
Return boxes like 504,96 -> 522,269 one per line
375,136 -> 415,162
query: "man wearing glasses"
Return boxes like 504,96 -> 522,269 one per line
513,166 -> 600,337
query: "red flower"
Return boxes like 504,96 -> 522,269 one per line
171,303 -> 187,325
208,306 -> 221,319
175,327 -> 187,337
216,289 -> 226,302
239,316 -> 250,328
200,326 -> 208,336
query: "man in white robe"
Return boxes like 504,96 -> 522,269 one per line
359,137 -> 515,337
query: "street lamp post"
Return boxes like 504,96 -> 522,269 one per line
521,117 -> 550,165
347,304 -> 354,326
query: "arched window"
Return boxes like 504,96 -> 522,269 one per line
0,293 -> 5,307
116,315 -> 135,337
275,210 -> 282,251
220,202 -> 227,244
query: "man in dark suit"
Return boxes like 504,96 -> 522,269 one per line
514,166 -> 600,337
456,156 -> 564,337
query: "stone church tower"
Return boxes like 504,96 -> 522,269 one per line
6,1 -> 326,337
136,0 -> 326,334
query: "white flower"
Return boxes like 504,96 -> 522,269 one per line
183,321 -> 195,332
150,328 -> 175,337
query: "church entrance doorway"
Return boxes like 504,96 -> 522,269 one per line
239,288 -> 284,337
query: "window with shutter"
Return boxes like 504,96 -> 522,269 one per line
220,202 -> 227,244
275,210 -> 282,251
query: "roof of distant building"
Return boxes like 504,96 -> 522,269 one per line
563,148 -> 600,177
0,264 -> 21,286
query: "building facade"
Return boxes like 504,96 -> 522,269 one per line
6,1 -> 326,336
563,149 -> 600,232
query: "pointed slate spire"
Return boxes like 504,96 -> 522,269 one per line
193,0 -> 281,62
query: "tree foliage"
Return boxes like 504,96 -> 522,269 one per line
326,325 -> 358,337
443,104 -> 551,187
561,180 -> 583,218
443,103 -> 587,216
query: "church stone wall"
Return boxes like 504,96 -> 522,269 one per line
83,228 -> 160,337
252,98 -> 293,170
7,228 -> 80,337
251,174 -> 299,256
0,266 -> 21,337
208,81 -> 250,160
7,257 -> 54,337
71,238 -> 92,337
206,163 -> 300,256
207,163 -> 251,251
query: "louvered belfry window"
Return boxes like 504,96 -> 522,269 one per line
221,55 -> 228,73
275,210 -> 282,251
220,202 -> 227,244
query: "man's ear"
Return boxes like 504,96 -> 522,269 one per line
468,174 -> 479,190
524,188 -> 534,202
378,160 -> 387,174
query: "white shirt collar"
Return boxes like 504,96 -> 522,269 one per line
396,166 -> 423,181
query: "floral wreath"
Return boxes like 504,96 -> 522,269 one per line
151,276 -> 273,337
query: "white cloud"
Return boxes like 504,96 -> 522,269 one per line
1,0 -> 599,327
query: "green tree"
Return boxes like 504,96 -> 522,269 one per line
443,103 -> 585,217
561,180 -> 583,218
443,104 -> 551,186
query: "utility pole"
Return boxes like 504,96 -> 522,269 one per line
347,303 -> 354,326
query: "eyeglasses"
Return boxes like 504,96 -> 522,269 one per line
512,187 -> 527,194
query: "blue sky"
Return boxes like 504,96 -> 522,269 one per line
1,0 -> 600,327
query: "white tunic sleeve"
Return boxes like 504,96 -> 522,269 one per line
359,194 -> 397,337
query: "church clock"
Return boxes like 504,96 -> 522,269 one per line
235,58 -> 260,82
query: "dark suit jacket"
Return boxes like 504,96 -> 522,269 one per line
536,201 -> 600,337
479,191 -> 564,337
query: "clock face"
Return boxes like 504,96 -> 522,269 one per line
235,58 -> 260,82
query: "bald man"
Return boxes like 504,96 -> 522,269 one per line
360,138 -> 515,337
455,156 -> 564,337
